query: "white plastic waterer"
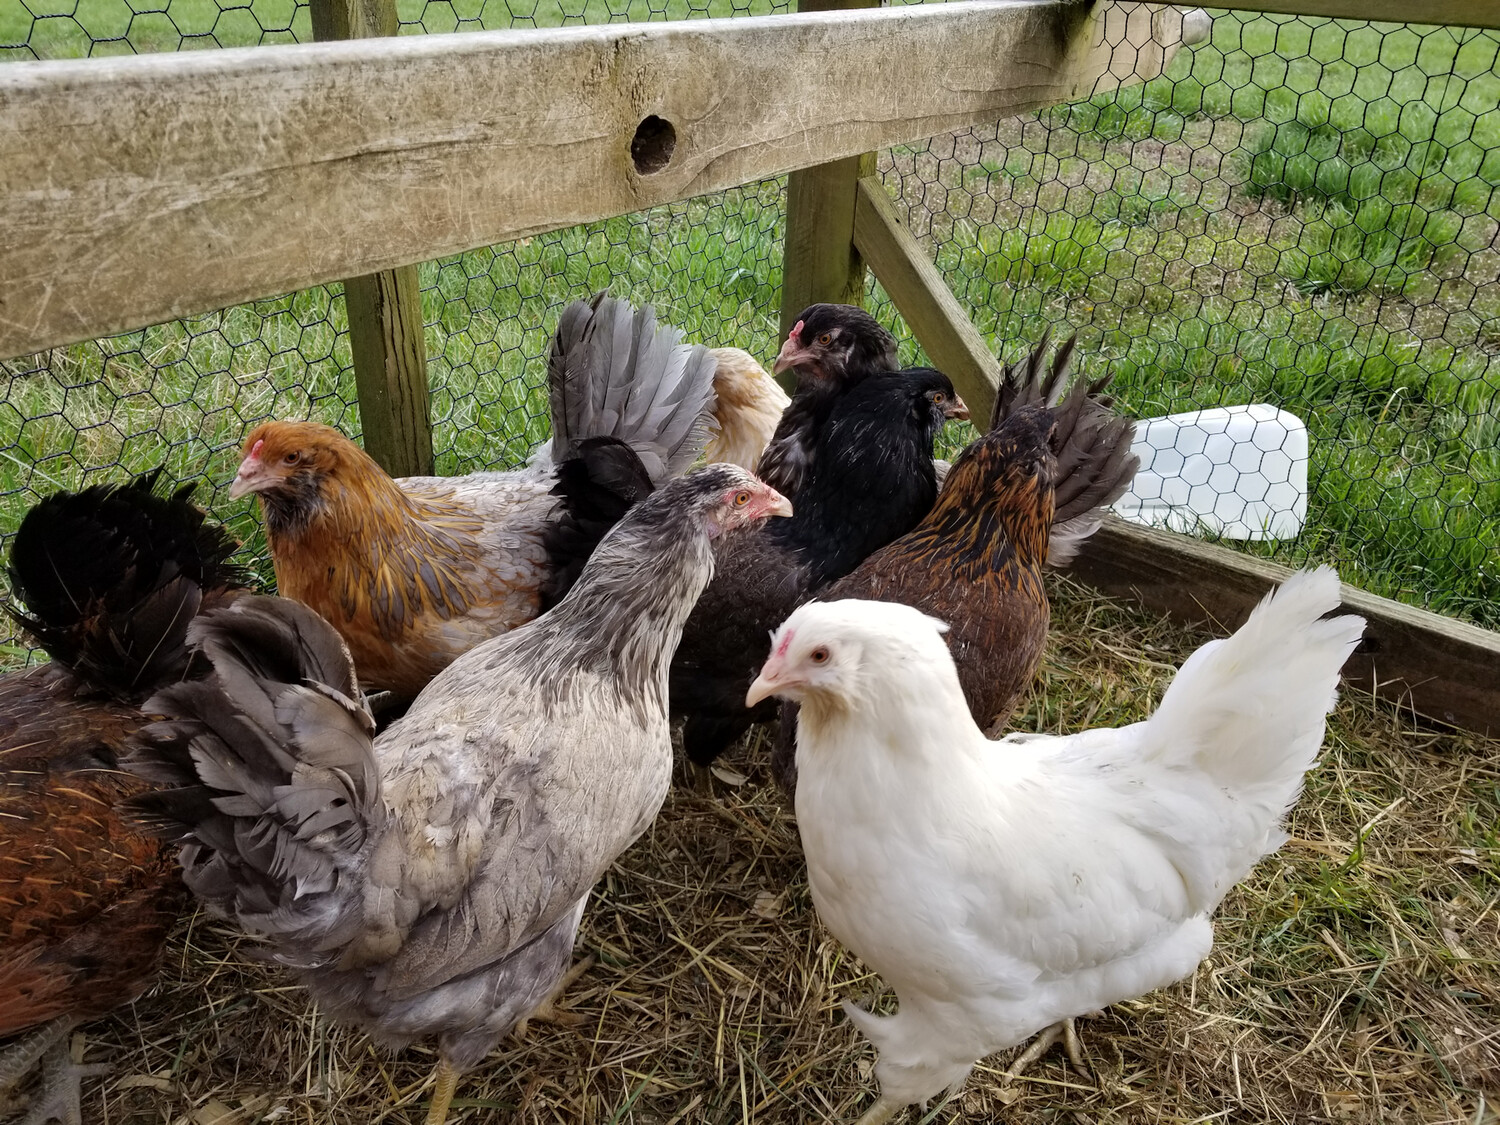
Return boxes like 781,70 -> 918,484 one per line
1112,404 -> 1308,541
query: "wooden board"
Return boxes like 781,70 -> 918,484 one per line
1195,0 -> 1500,31
853,174 -> 1007,422
311,0 -> 433,477
0,1 -> 1196,359
1069,516 -> 1500,737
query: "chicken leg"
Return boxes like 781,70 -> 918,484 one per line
0,1019 -> 111,1125
851,1094 -> 906,1125
511,953 -> 596,1040
424,1058 -> 461,1125
1002,1017 -> 1091,1082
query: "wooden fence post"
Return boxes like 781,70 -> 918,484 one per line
310,0 -> 434,478
776,0 -> 880,378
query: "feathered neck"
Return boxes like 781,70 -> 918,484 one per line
916,446 -> 1053,582
513,498 -> 715,718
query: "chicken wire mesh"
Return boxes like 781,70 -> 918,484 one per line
870,10 -> 1500,628
1,2 -> 1497,665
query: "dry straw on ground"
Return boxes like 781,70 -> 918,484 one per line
12,575 -> 1499,1125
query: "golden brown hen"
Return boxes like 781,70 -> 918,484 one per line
771,338 -> 1138,791
230,294 -> 717,702
0,471 -> 246,1124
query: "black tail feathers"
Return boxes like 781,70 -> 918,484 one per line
539,436 -> 655,610
7,469 -> 248,697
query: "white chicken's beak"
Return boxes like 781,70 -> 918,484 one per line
746,663 -> 794,707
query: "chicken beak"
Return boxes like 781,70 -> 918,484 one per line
746,667 -> 784,708
945,394 -> 971,421
228,450 -> 267,499
765,492 -> 793,519
772,337 -> 811,377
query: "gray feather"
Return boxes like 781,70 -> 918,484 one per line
546,291 -> 718,484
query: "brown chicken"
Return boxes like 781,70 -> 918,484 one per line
703,347 -> 789,472
771,338 -> 1139,792
230,293 -> 717,701
0,472 -> 246,1124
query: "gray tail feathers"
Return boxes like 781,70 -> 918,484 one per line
125,595 -> 381,961
547,292 -> 720,485
993,335 -> 1140,567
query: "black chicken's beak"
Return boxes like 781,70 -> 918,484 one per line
944,394 -> 970,421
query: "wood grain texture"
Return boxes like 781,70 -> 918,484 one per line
1191,0 -> 1500,31
311,0 -> 434,477
854,175 -> 1007,421
0,1 -> 1194,358
343,267 -> 433,477
1069,516 -> 1500,738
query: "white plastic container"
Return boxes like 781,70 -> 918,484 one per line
1112,403 -> 1308,541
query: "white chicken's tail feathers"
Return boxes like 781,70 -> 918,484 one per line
547,292 -> 719,484
126,595 -> 383,961
1144,565 -> 1365,797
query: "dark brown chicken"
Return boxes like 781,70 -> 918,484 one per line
0,471 -> 247,1124
758,303 -> 900,498
771,338 -> 1139,792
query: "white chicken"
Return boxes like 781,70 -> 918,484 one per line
746,567 -> 1365,1124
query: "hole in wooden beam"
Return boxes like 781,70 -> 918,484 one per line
630,116 -> 676,175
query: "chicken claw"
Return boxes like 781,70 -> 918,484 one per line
851,1093 -> 906,1125
511,953 -> 597,1040
4,1023 -> 112,1125
1002,1017 -> 1091,1084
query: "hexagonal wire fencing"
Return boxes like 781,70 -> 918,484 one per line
0,2 -> 1496,677
871,10 -> 1499,628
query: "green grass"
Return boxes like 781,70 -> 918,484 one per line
1,8 -> 1497,630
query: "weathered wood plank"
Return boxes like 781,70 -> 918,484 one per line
311,0 -> 433,477
342,258 -> 433,478
0,1 -> 1195,359
1069,516 -> 1500,738
853,173 -> 1007,422
777,0 -> 880,364
1192,0 -> 1500,32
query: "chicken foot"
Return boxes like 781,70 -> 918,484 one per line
850,1093 -> 906,1125
0,1019 -> 111,1125
1002,1017 -> 1091,1083
511,953 -> 598,1040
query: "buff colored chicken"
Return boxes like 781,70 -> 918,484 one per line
704,347 -> 788,472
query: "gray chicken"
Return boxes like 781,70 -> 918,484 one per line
127,463 -> 791,1125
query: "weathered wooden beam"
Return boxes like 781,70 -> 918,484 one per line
0,1 -> 1196,359
1069,516 -> 1500,738
311,0 -> 432,477
853,174 -> 1007,422
777,0 -> 880,362
1195,0 -> 1500,32
342,269 -> 433,478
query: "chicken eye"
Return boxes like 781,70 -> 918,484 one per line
816,332 -> 833,347
933,392 -> 947,404
809,647 -> 830,665
733,490 -> 751,507
283,451 -> 301,465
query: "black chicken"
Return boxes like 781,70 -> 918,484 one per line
0,471 -> 247,1125
671,367 -> 961,768
758,303 -> 904,498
